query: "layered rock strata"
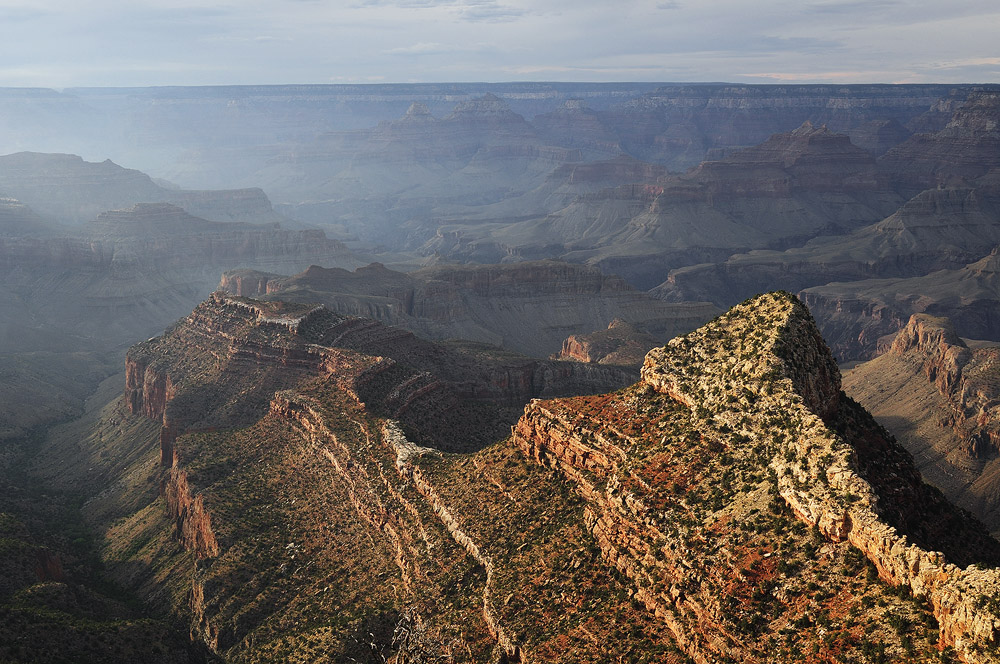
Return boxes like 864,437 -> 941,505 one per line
845,315 -> 1000,530
514,292 -> 1000,663
110,293 -> 670,661
801,247 -> 1000,361
219,260 -> 717,359
657,183 -> 1000,309
553,318 -> 660,367
75,290 -> 1000,663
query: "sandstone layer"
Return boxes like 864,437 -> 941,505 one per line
552,318 -> 660,367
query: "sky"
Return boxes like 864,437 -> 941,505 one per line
0,0 -> 997,87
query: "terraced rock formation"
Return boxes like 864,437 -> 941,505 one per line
657,180 -> 1000,308
881,92 -> 1000,197
427,122 -> 904,288
28,290 -> 1000,663
518,292 -> 1000,663
845,314 -> 1000,531
219,260 -> 717,358
35,294 -> 653,661
648,95 -> 1000,360
801,247 -> 1000,361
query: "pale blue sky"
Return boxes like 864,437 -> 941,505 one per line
0,0 -> 997,87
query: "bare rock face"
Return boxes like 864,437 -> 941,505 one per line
219,259 -> 718,358
881,92 -> 1000,196
845,314 -> 1000,529
888,314 -> 972,393
553,318 -> 660,367
801,247 -> 1000,361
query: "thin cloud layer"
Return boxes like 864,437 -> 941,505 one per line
0,0 -> 995,86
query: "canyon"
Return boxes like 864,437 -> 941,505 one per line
25,290 -> 1000,663
218,260 -> 717,359
3,82 -> 1000,662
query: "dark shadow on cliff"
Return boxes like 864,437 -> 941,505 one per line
834,394 -> 1000,568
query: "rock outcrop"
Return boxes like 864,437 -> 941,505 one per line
845,314 -> 1000,530
801,247 -> 1000,360
515,293 -> 1000,663
553,318 -> 660,367
219,260 -> 718,358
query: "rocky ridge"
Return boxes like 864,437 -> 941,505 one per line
105,294 -> 664,661
125,293 -> 635,455
35,289 -> 1000,663
516,293 -> 1000,663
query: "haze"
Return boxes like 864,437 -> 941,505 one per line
0,0 -> 998,87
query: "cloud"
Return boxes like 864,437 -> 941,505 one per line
353,0 -> 452,6
0,7 -> 48,21
457,0 -> 524,22
928,57 -> 1000,70
807,0 -> 900,14
745,70 -> 899,82
0,0 -> 996,86
385,41 -> 453,55
351,0 -> 524,22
